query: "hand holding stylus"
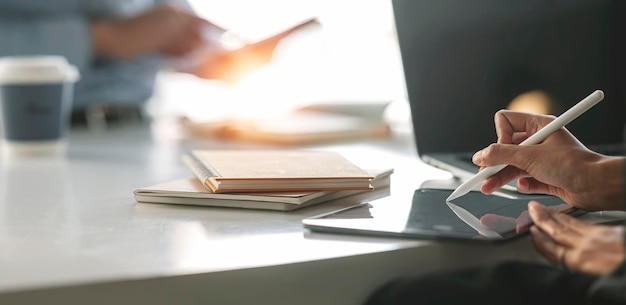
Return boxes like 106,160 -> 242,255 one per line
447,90 -> 605,202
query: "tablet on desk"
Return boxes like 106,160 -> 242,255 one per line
303,189 -> 585,243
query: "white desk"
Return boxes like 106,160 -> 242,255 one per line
0,122 -> 582,304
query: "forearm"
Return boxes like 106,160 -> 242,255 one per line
0,16 -> 92,69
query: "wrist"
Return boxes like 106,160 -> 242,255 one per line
593,156 -> 626,210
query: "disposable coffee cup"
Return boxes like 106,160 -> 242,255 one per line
0,56 -> 79,158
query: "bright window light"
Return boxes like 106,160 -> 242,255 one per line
151,0 -> 404,127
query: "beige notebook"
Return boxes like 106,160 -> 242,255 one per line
133,168 -> 393,211
182,150 -> 374,193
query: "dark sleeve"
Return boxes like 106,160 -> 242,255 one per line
587,261 -> 626,304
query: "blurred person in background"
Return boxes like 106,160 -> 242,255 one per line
0,0 -> 309,125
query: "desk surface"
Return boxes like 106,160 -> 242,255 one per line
0,122 -> 591,304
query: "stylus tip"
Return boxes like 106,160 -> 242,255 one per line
446,188 -> 465,202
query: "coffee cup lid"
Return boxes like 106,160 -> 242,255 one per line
0,55 -> 79,85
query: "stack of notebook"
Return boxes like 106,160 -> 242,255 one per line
133,149 -> 393,211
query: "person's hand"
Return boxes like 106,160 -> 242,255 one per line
192,36 -> 280,83
91,4 -> 207,60
528,201 -> 625,276
192,18 -> 318,83
480,203 -> 573,234
472,110 -> 625,211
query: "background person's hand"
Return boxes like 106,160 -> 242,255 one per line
528,201 -> 625,276
192,36 -> 281,83
472,110 -> 625,211
192,18 -> 319,83
91,4 -> 207,60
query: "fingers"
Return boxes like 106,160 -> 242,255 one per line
528,201 -> 588,245
472,141 -> 570,197
531,225 -> 625,275
516,178 -> 569,200
472,143 -> 533,169
514,210 -> 532,233
472,144 -> 532,193
528,201 -> 577,267
479,214 -> 516,232
493,110 -> 556,144
529,201 -> 626,275
479,166 -> 523,194
510,132 -> 529,145
530,226 -> 564,265
517,177 -> 552,195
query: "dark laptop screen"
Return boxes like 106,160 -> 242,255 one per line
392,0 -> 626,155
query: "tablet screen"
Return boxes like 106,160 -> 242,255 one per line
303,188 -> 582,242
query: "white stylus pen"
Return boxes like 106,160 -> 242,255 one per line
446,90 -> 605,202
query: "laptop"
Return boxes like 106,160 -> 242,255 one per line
393,0 -> 626,185
302,0 -> 625,242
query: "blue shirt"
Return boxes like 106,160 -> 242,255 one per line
0,0 -> 191,111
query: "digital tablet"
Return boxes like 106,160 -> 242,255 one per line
303,188 -> 584,243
